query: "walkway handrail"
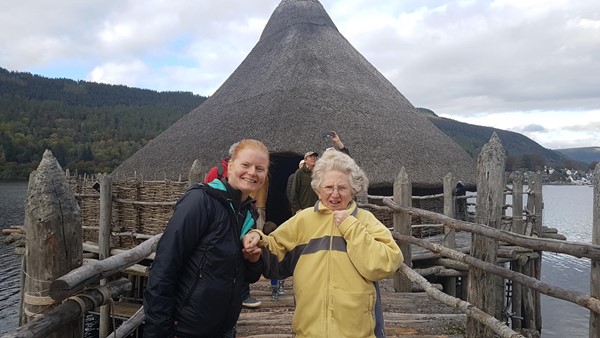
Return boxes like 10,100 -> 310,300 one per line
393,232 -> 600,314
382,197 -> 600,261
49,234 -> 162,302
398,264 -> 525,338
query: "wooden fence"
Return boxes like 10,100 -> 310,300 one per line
5,134 -> 600,338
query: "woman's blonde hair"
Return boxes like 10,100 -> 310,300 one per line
229,139 -> 270,170
310,149 -> 368,195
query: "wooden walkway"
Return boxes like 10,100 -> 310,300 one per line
236,230 -> 546,338
237,277 -> 466,337
106,230 -> 540,337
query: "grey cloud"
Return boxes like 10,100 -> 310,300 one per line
517,124 -> 548,133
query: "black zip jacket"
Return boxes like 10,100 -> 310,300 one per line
143,180 -> 262,338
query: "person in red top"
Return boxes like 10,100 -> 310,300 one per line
205,157 -> 229,182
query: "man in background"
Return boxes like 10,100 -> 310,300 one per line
290,131 -> 349,213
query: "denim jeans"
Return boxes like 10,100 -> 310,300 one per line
241,283 -> 250,301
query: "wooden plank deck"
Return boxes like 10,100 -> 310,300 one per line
107,230 -> 548,337
237,277 -> 466,337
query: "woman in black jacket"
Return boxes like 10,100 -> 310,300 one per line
143,139 -> 269,338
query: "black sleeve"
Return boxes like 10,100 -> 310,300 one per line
244,259 -> 263,283
339,147 -> 350,156
260,247 -> 295,280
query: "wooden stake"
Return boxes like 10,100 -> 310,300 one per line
23,150 -> 83,338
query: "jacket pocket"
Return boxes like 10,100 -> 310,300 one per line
330,287 -> 374,338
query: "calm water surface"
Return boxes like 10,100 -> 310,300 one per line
0,181 -> 595,336
0,181 -> 27,335
539,185 -> 592,338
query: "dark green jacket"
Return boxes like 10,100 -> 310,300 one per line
291,166 -> 318,212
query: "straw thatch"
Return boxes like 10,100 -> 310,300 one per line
112,0 -> 476,190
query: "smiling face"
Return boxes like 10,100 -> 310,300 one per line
227,148 -> 269,200
316,169 -> 354,210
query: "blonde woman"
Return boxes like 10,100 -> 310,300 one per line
145,139 -> 269,338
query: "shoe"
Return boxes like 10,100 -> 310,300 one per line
271,286 -> 279,301
242,297 -> 261,308
278,281 -> 285,295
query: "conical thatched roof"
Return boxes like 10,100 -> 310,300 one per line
112,0 -> 476,190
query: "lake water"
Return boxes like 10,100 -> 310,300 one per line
0,181 -> 594,337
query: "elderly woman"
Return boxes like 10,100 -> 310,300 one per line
243,149 -> 403,338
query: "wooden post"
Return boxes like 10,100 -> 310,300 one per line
98,174 -> 113,338
23,150 -> 82,338
533,171 -> 543,332
525,176 -> 535,236
511,174 -> 524,330
393,166 -> 412,292
467,133 -> 506,338
443,173 -> 456,297
188,159 -> 203,185
591,163 -> 600,338
512,174 -> 525,235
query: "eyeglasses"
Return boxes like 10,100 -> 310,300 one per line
321,186 -> 350,195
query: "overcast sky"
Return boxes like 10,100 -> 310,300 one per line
2,0 -> 599,150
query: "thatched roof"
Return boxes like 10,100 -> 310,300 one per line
112,0 -> 476,190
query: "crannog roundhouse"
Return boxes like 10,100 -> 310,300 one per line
112,0 -> 476,224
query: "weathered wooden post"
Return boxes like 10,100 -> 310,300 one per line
591,163 -> 600,338
511,173 -> 524,330
443,173 -> 457,296
532,171 -> 543,332
467,133 -> 506,337
98,173 -> 113,338
521,174 -> 538,331
188,159 -> 203,185
23,150 -> 82,338
393,166 -> 412,292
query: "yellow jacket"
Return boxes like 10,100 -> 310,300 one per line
252,201 -> 403,338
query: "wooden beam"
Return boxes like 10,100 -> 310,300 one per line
382,198 -> 600,260
398,264 -> 524,338
394,232 -> 600,315
4,279 -> 131,338
49,234 -> 161,302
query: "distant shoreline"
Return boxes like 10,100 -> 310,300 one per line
544,182 -> 592,186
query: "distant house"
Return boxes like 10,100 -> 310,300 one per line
112,0 -> 476,224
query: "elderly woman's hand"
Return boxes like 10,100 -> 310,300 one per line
333,210 -> 349,226
243,232 -> 261,250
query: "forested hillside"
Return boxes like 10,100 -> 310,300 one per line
1,67 -> 589,180
555,147 -> 600,164
0,67 -> 206,179
415,108 -> 586,171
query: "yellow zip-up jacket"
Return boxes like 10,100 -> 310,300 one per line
252,201 -> 403,338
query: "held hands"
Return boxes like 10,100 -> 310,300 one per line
242,232 -> 262,263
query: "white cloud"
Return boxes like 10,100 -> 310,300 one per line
2,0 -> 600,148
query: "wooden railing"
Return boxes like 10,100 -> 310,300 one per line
5,135 -> 599,338
358,134 -> 600,338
